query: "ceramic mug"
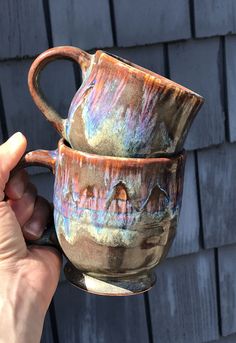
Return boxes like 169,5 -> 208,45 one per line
18,139 -> 185,296
28,46 -> 204,157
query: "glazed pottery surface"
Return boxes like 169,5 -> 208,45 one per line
28,46 -> 204,157
21,139 -> 185,296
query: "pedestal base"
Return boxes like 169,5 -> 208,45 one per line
64,262 -> 156,296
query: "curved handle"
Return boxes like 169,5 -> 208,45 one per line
28,46 -> 92,138
11,149 -> 60,250
13,149 -> 57,174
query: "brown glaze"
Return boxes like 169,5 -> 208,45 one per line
22,139 -> 186,295
28,46 -> 204,157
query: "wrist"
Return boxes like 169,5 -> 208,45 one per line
0,270 -> 45,343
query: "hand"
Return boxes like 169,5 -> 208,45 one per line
0,133 -> 61,343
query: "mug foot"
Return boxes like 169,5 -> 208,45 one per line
64,262 -> 156,296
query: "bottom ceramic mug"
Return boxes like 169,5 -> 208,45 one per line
18,139 -> 186,296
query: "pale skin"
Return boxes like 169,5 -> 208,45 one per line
0,132 -> 61,343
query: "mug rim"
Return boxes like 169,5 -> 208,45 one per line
58,139 -> 186,164
95,50 -> 204,104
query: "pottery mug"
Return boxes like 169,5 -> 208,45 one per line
17,139 -> 185,296
28,46 -> 204,157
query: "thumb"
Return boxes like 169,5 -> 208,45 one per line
0,132 -> 27,201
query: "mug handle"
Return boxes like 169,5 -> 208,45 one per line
11,148 -> 60,250
28,46 -> 92,139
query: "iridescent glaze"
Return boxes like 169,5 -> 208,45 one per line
28,46 -> 204,157
23,139 -> 185,295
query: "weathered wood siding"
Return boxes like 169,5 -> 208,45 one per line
1,1 -> 236,342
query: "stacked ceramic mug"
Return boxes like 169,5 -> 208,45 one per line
23,47 -> 204,296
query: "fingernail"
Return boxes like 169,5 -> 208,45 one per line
8,132 -> 24,143
12,132 -> 24,138
23,221 -> 43,240
5,132 -> 27,157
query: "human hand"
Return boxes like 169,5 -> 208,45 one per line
0,133 -> 61,343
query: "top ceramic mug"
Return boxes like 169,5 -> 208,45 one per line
28,46 -> 204,157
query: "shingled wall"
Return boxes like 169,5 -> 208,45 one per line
1,1 -> 236,342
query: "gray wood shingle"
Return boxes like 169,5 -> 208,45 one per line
39,59 -> 77,121
113,0 -> 191,47
149,250 -> 219,343
0,59 -> 76,152
225,35 -> 236,142
0,0 -> 48,59
53,283 -> 149,343
194,0 -> 236,38
197,142 -> 236,248
168,38 -> 225,150
49,0 -> 113,50
0,89 -> 5,144
41,311 -> 53,343
218,244 -> 236,336
0,59 -> 58,158
210,334 -> 236,342
168,152 -> 200,258
0,127 -> 3,144
107,44 -> 165,76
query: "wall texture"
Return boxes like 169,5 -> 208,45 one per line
0,1 -> 236,342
